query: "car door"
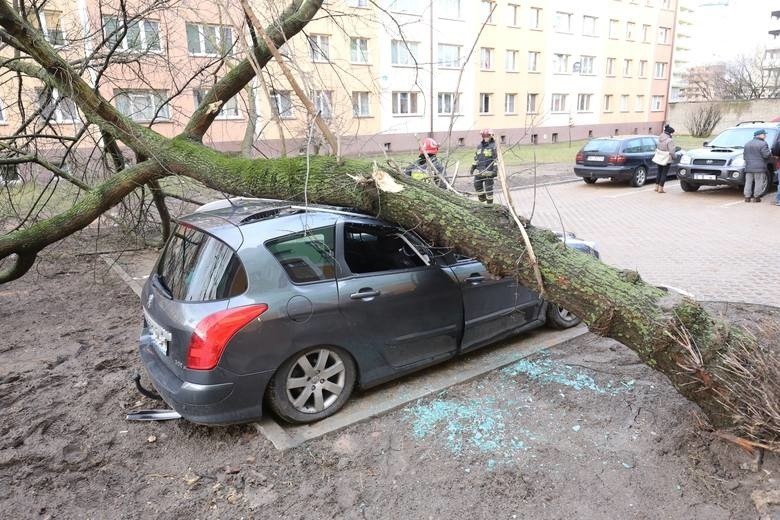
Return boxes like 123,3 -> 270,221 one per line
641,137 -> 659,178
622,138 -> 644,170
335,220 -> 464,372
446,257 -> 537,352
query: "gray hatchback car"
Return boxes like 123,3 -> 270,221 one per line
139,198 -> 596,425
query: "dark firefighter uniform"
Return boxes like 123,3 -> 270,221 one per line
470,139 -> 498,203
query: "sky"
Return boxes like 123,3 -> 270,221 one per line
685,0 -> 773,65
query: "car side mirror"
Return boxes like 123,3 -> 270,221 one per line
674,146 -> 681,152
703,141 -> 709,146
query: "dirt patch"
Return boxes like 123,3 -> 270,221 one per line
1,236 -> 777,519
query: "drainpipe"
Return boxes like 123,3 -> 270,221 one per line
429,0 -> 434,137
664,0 -> 680,131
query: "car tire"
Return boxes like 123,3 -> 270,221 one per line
582,177 -> 597,184
545,303 -> 582,329
630,166 -> 647,187
679,180 -> 700,192
266,346 -> 356,424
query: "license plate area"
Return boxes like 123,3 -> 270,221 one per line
144,310 -> 171,356
587,156 -> 605,162
693,174 -> 716,180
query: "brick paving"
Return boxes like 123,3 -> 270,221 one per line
501,179 -> 780,308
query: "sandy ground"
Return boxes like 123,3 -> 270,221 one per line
1,233 -> 779,519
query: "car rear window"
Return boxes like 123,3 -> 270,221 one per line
266,226 -> 336,283
156,224 -> 247,301
582,139 -> 620,154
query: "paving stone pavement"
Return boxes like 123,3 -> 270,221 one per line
500,179 -> 780,308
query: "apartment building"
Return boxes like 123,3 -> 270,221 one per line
0,0 -> 676,159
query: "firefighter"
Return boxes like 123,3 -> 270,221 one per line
471,129 -> 497,203
404,137 -> 447,187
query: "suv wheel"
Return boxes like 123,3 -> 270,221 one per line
630,166 -> 647,187
267,346 -> 356,424
680,180 -> 700,192
582,177 -> 597,184
545,304 -> 582,329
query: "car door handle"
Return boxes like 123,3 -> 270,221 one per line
464,274 -> 485,284
350,289 -> 381,300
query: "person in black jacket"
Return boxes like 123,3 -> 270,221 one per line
470,129 -> 498,203
404,137 -> 447,188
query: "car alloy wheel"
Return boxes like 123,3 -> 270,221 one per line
267,346 -> 356,423
631,166 -> 647,187
546,303 -> 582,329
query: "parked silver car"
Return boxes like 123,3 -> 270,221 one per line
139,199 -> 597,425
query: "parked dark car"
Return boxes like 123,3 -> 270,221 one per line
574,135 -> 660,187
138,199 -> 598,425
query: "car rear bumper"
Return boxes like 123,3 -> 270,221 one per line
574,165 -> 634,180
672,164 -> 744,187
139,339 -> 274,425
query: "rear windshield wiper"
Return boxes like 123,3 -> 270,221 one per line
152,273 -> 173,299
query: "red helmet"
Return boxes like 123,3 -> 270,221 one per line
419,137 -> 439,155
480,128 -> 494,138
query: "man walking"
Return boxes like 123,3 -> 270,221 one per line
471,129 -> 498,204
743,129 -> 771,203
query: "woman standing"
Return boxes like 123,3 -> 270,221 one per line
654,125 -> 676,193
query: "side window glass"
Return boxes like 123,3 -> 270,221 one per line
344,223 -> 426,274
266,226 -> 336,283
641,137 -> 656,152
623,139 -> 642,153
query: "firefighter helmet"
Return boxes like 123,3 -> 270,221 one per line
419,137 -> 439,155
480,128 -> 494,138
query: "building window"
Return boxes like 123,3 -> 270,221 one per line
651,95 -> 664,111
609,19 -> 619,39
37,88 -> 78,123
388,0 -> 419,14
606,57 -> 615,76
115,89 -> 169,122
347,0 -> 368,6
625,21 -> 635,40
350,37 -> 368,63
508,3 -> 521,26
550,93 -> 567,113
312,90 -> 333,119
528,51 -> 540,72
623,58 -> 632,77
308,34 -> 330,62
527,93 -> 538,113
438,44 -> 462,68
577,94 -> 592,112
658,26 -> 670,43
553,53 -> 570,74
0,99 -> 4,123
479,93 -> 492,114
193,89 -> 239,119
480,47 -> 494,70
603,94 -> 613,112
480,0 -> 494,22
352,91 -> 370,117
654,61 -> 667,79
582,15 -> 597,36
635,95 -> 645,111
553,11 -> 572,33
186,23 -> 233,56
642,24 -> 651,42
505,50 -> 519,72
392,91 -> 420,115
29,10 -> 67,46
105,16 -> 161,52
437,92 -> 460,115
620,94 -> 629,112
270,90 -> 294,118
528,7 -> 542,29
638,60 -> 647,78
579,55 -> 595,74
662,0 -> 671,8
552,133 -> 558,143
505,93 -> 517,114
391,40 -> 418,66
440,0 -> 462,18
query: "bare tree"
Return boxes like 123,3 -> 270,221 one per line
685,103 -> 723,138
0,0 -> 779,451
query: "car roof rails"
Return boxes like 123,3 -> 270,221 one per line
736,120 -> 766,126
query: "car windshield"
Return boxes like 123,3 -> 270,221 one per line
707,128 -> 778,149
582,139 -> 620,154
156,224 -> 247,301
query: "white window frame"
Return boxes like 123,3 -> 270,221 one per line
606,57 -> 615,76
528,51 -> 540,72
438,44 -> 462,69
658,26 -> 670,44
350,37 -> 369,64
528,7 -> 542,29
603,94 -> 613,112
347,0 -> 368,7
437,92 -> 460,115
270,90 -> 295,119
651,95 -> 664,111
391,40 -> 418,66
580,55 -> 594,75
620,94 -> 629,112
185,22 -> 232,57
639,60 -> 648,78
505,93 -> 517,114
642,24 -> 651,42
526,93 -> 538,114
625,21 -> 635,41
439,0 -> 462,19
352,91 -> 370,117
654,61 -> 667,79
553,53 -> 570,74
308,34 -> 330,62
582,15 -> 597,36
623,58 -> 632,77
609,19 -> 619,39
553,11 -> 572,33
480,0 -> 494,23
193,89 -> 240,119
505,50 -> 519,72
508,3 -> 521,27
33,10 -> 67,47
577,93 -> 592,112
392,91 -> 420,115
115,89 -> 169,122
480,47 -> 494,70
635,95 -> 645,112
479,92 -> 492,114
312,90 -> 333,119
388,0 -> 419,14
37,88 -> 79,123
550,93 -> 567,113
104,16 -> 162,53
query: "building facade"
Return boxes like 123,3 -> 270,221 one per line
0,0 -> 677,159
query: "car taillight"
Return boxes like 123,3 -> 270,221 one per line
774,157 -> 780,170
575,151 -> 584,163
186,304 -> 268,370
607,154 -> 626,165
